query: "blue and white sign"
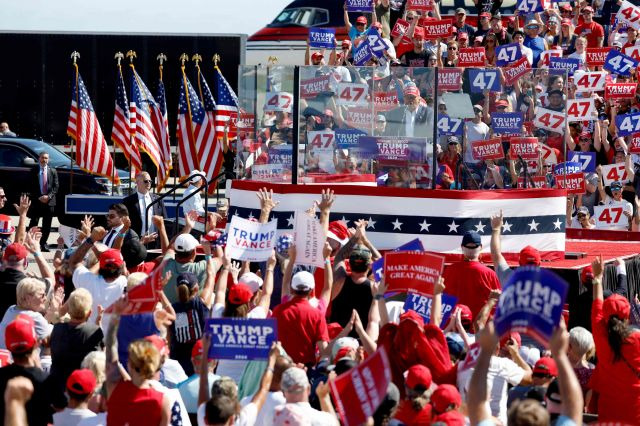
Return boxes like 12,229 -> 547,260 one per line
603,49 -> 640,77
309,28 -> 336,49
469,69 -> 502,93
404,292 -> 458,328
496,43 -> 523,67
349,135 -> 380,159
517,0 -> 544,13
616,111 -> 640,136
353,41 -> 374,66
549,57 -> 580,76
553,161 -> 582,176
347,0 -> 374,12
226,216 -> 278,262
372,238 -> 425,281
269,145 -> 293,165
437,116 -> 464,136
568,151 -> 596,172
205,318 -> 277,360
495,267 -> 569,345
366,27 -> 388,58
492,112 -> 523,134
335,128 -> 368,148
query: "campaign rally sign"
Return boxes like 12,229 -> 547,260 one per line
105,260 -> 168,315
423,19 -> 453,39
553,161 -> 582,176
573,71 -> 607,93
601,163 -> 631,185
594,204 -> 629,229
308,130 -> 335,149
616,0 -> 640,31
556,172 -> 586,194
625,45 -> 640,62
567,98 -> 596,122
469,69 -> 501,93
437,68 -> 463,92
227,216 -> 278,262
345,106 -> 373,129
335,128 -> 367,148
495,267 -> 569,346
404,291 -> 458,328
492,112 -> 523,134
373,91 -> 399,111
509,137 -> 539,160
347,0 -> 373,12
517,176 -> 548,189
268,145 -> 293,165
264,92 -> 293,113
586,47 -> 611,67
503,57 -> 531,86
568,151 -> 596,172
309,28 -> 335,49
300,75 -> 331,99
496,43 -> 522,67
346,135 -> 379,159
603,49 -> 640,77
458,47 -> 486,67
252,164 -> 286,182
534,107 -> 565,133
205,318 -> 277,360
471,138 -> 505,161
549,57 -> 580,76
293,211 -> 327,268
384,251 -> 445,294
336,82 -> 369,106
372,238 -> 424,281
407,0 -> 433,11
353,41 -> 373,66
390,18 -> 410,38
437,116 -> 464,136
330,348 -> 391,426
616,111 -> 640,137
539,49 -> 563,67
365,27 -> 388,58
376,137 -> 424,163
630,133 -> 640,154
517,0 -> 544,13
605,83 -> 637,99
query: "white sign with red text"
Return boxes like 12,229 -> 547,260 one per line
616,1 -> 640,31
264,92 -> 293,112
573,71 -> 607,93
567,98 -> 596,122
601,163 -> 631,185
336,82 -> 369,106
534,107 -> 566,133
594,205 -> 628,230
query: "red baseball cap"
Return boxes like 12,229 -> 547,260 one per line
582,6 -> 594,13
311,52 -> 324,61
99,249 -> 124,269
519,246 -> 541,266
413,27 -> 425,39
334,346 -> 353,360
561,3 -> 572,11
5,314 -> 36,354
579,131 -> 592,139
341,39 -> 352,49
533,357 -> 558,377
500,331 -> 522,347
404,85 -> 420,97
191,339 -> 204,359
433,410 -> 466,425
431,384 -> 462,413
400,309 -> 424,327
581,265 -> 594,283
228,283 -> 253,305
144,335 -> 170,357
405,364 -> 432,390
327,323 -> 344,340
495,99 -> 509,108
327,221 -> 349,246
67,369 -> 97,395
3,243 -> 28,263
457,304 -> 473,324
480,12 -> 492,18
603,294 -> 631,321
356,16 -> 368,25
561,18 -> 572,26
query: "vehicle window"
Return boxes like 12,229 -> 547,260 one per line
312,9 -> 329,26
273,8 -> 296,24
28,143 -> 71,167
0,145 -> 31,167
270,8 -> 315,26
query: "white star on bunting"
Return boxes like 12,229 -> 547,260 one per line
502,221 -> 513,233
287,214 -> 295,227
367,217 -> 376,229
474,221 -> 486,233
419,219 -> 431,232
391,218 -> 403,230
553,218 -> 562,230
528,219 -> 539,231
448,220 -> 459,233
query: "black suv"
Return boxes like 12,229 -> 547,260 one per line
0,137 -> 130,227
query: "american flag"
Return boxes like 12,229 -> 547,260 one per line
195,67 -> 223,187
214,66 -> 239,140
111,64 -> 142,174
67,64 -> 119,184
155,75 -> 173,189
129,66 -> 169,189
176,69 -> 206,180
228,181 -> 567,261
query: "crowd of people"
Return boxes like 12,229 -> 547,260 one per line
237,0 -> 640,231
0,179 -> 637,426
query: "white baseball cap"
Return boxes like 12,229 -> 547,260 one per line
291,271 -> 315,291
188,169 -> 203,184
239,272 -> 263,293
174,233 -> 199,252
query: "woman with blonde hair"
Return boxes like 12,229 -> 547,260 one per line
81,351 -> 107,414
105,297 -> 172,425
555,19 -> 577,56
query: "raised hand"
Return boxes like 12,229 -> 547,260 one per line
257,187 -> 279,212
591,254 -> 604,278
315,188 -> 336,212
491,210 -> 503,231
13,194 -> 31,217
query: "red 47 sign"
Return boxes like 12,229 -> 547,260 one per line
630,133 -> 640,154
264,92 -> 293,112
307,130 -> 335,148
534,107 -> 565,133
601,163 -> 631,186
594,205 -> 628,229
335,83 -> 369,106
616,0 -> 640,31
567,99 -> 596,122
573,71 -> 607,92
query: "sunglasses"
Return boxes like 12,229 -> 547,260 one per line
532,372 -> 552,379
106,214 -> 118,219
577,214 -> 587,219
142,179 -> 151,184
448,46 -> 458,50
0,195 -> 5,199
356,23 -> 365,26
579,138 -> 591,142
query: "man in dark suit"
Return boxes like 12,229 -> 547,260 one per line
384,84 -> 434,139
29,151 -> 58,251
122,171 -> 166,247
102,203 -> 140,248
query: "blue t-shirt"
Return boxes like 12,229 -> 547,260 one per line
117,313 -> 159,366
171,297 -> 208,346
348,26 -> 367,41
524,36 -> 545,67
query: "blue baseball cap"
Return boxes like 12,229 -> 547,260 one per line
461,231 -> 482,248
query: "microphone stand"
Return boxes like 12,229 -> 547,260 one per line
518,154 -> 531,189
457,153 -> 479,189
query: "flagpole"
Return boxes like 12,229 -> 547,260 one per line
113,52 -> 125,196
180,53 -> 198,175
157,53 -> 169,194
126,50 -> 137,194
69,51 -> 80,194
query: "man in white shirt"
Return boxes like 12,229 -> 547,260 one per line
123,171 -> 166,245
68,227 -> 127,331
182,170 -> 207,233
464,105 -> 490,165
53,369 -> 97,425
240,356 -> 290,426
